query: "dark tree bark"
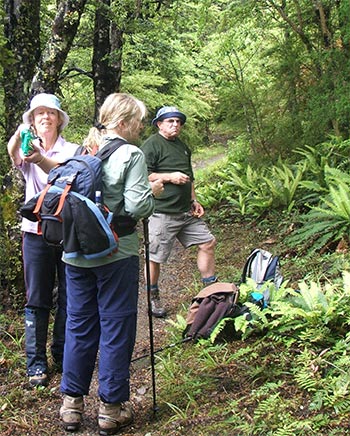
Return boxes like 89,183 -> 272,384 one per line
2,0 -> 87,135
92,0 -> 123,120
3,0 -> 41,132
32,0 -> 88,95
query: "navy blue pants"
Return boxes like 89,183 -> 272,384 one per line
61,256 -> 139,404
22,232 -> 66,375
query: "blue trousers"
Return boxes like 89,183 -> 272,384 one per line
22,232 -> 66,375
61,256 -> 139,404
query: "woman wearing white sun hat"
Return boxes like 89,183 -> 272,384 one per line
7,93 -> 79,387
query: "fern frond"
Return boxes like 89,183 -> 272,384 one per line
323,183 -> 350,220
210,317 -> 235,343
294,281 -> 329,312
325,165 -> 350,187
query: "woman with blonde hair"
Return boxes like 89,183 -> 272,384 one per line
59,93 -> 156,435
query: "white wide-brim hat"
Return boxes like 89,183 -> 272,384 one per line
22,93 -> 70,131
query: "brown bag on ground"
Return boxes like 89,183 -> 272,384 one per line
184,282 -> 239,341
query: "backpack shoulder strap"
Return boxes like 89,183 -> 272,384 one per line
73,145 -> 87,156
263,255 -> 279,282
96,138 -> 128,161
250,249 -> 273,285
240,248 -> 260,284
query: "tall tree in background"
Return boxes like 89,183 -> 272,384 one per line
1,0 -> 165,128
201,0 -> 350,154
3,0 -> 41,133
264,0 -> 350,141
32,0 -> 88,94
3,0 -> 87,134
93,0 -> 122,116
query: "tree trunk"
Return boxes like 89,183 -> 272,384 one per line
3,0 -> 41,133
32,0 -> 88,95
92,0 -> 123,120
3,0 -> 87,135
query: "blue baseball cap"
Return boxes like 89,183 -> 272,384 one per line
152,106 -> 187,126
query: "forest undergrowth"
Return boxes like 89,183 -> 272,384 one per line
2,148 -> 350,435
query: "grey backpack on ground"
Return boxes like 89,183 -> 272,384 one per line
240,248 -> 283,308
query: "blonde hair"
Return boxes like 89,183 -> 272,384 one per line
83,93 -> 147,152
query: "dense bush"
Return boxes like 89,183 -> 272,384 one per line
197,137 -> 350,255
0,166 -> 25,310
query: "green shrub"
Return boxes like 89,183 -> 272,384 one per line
0,169 -> 25,310
287,166 -> 350,252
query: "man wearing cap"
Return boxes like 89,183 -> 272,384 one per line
141,106 -> 217,317
7,93 -> 79,387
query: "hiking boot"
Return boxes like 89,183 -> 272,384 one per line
150,289 -> 167,318
202,275 -> 218,287
60,395 -> 84,432
28,371 -> 48,388
98,401 -> 133,435
28,367 -> 48,388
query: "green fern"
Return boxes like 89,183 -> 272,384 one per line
209,316 -> 235,343
325,165 -> 350,186
235,274 -> 350,347
287,168 -> 350,251
294,349 -> 320,392
264,161 -> 306,211
292,281 -> 329,311
323,186 -> 350,220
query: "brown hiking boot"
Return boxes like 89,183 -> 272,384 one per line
98,401 -> 133,435
150,289 -> 167,318
60,395 -> 84,432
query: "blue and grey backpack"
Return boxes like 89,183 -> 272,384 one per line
240,248 -> 283,308
20,138 -> 137,259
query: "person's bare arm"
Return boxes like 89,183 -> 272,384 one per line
148,171 -> 190,185
190,182 -> 204,218
7,126 -> 23,167
8,126 -> 59,173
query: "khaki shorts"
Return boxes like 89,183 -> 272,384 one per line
148,212 -> 215,263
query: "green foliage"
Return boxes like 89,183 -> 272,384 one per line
58,0 -> 218,149
263,160 -> 306,212
194,136 -> 350,258
196,155 -> 306,218
287,166 -> 350,251
199,0 -> 350,152
235,272 -> 350,345
154,262 -> 350,433
0,169 -> 25,309
295,139 -> 350,203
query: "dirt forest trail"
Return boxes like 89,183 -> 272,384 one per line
57,150 -> 227,436
134,149 -> 227,357
2,150 -> 236,436
65,238 -> 197,436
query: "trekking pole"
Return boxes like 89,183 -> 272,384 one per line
142,218 -> 158,414
131,336 -> 192,363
